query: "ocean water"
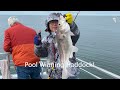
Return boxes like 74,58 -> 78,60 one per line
0,15 -> 120,79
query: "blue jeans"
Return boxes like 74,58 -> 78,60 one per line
16,64 -> 41,79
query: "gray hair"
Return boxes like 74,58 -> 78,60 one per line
8,16 -> 19,26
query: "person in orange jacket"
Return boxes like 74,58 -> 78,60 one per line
3,16 -> 41,79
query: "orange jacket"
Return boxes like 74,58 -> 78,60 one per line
3,23 -> 40,66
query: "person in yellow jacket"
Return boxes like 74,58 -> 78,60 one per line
64,13 -> 80,63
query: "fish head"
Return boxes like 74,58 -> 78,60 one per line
57,15 -> 70,33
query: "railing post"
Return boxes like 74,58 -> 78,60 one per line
5,52 -> 11,70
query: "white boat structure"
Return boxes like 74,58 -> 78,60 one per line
0,52 -> 120,79
113,16 -> 120,23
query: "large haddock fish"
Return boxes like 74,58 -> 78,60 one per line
55,15 -> 78,79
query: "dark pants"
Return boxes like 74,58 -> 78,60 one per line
16,65 -> 41,79
71,33 -> 80,58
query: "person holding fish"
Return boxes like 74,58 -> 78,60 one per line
63,12 -> 80,63
34,12 -> 80,79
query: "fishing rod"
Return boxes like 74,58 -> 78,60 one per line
74,11 -> 80,22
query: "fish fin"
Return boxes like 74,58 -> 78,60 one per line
67,68 -> 75,77
68,31 -> 75,36
62,69 -> 68,79
62,69 -> 74,79
62,61 -> 75,79
66,61 -> 75,77
62,57 -> 76,79
72,46 -> 78,52
69,46 -> 78,58
62,63 -> 68,79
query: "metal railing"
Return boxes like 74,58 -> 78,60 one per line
76,58 -> 120,79
0,52 -> 120,79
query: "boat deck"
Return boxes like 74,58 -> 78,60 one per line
0,53 -> 120,79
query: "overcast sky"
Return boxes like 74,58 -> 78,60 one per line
0,11 -> 120,16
